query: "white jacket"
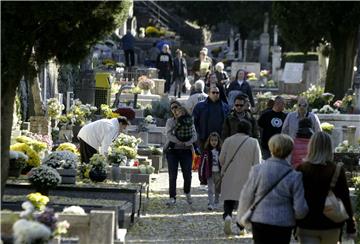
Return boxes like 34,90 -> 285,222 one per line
185,92 -> 208,114
78,118 -> 120,154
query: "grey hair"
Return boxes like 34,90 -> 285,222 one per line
215,62 -> 224,72
194,80 -> 205,92
304,132 -> 333,165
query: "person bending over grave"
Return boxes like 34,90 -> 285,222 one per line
78,117 -> 129,163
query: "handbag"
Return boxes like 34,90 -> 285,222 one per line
220,137 -> 249,180
239,169 -> 293,228
323,162 -> 349,223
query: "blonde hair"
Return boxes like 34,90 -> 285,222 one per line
268,134 -> 294,159
304,132 -> 333,165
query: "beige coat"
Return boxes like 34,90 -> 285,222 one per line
219,133 -> 262,201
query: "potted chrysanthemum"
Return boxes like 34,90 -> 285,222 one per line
28,165 -> 62,195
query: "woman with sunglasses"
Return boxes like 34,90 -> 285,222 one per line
164,100 -> 197,206
282,97 -> 322,139
221,94 -> 259,140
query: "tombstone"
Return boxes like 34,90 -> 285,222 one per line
280,62 -> 305,94
353,71 -> 360,114
271,25 -> 282,82
231,62 -> 261,79
259,12 -> 270,68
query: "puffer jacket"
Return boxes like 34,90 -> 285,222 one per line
291,138 -> 310,169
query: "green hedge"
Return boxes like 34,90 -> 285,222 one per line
281,52 -> 318,67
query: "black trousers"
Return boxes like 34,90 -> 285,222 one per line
124,49 -> 135,67
252,222 -> 293,244
79,138 -> 97,164
159,71 -> 172,93
223,200 -> 238,219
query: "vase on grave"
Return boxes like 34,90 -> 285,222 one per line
111,163 -> 121,182
141,89 -> 151,96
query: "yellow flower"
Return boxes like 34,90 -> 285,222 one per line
27,192 -> 49,210
320,122 -> 334,132
56,143 -> 79,155
10,143 -> 40,167
16,136 -> 47,153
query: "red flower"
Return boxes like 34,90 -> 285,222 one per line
132,161 -> 139,167
114,108 -> 136,120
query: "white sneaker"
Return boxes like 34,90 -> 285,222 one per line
185,193 -> 192,204
165,198 -> 176,206
224,215 -> 232,235
207,204 -> 214,210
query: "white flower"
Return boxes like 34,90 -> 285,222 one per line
62,206 -> 86,215
13,219 -> 51,244
20,201 -> 34,218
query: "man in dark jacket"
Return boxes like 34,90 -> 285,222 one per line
173,49 -> 187,98
156,44 -> 173,94
193,86 -> 230,150
222,94 -> 258,140
121,30 -> 135,67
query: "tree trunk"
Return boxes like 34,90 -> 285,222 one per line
1,77 -> 20,200
325,29 -> 358,101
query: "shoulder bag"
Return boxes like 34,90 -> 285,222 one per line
239,168 -> 293,228
220,136 -> 249,180
323,162 -> 349,223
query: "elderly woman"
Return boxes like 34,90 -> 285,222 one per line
282,97 -> 321,139
296,132 -> 356,243
185,80 -> 208,114
164,100 -> 197,206
237,134 -> 308,244
219,119 -> 261,235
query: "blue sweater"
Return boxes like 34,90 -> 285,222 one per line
237,158 -> 308,227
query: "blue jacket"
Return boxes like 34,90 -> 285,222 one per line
226,80 -> 255,107
192,98 -> 230,141
237,158 -> 308,227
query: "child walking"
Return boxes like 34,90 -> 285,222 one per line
198,132 -> 222,210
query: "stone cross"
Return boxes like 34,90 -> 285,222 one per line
259,12 -> 270,67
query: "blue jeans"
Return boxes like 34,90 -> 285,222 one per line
166,149 -> 192,199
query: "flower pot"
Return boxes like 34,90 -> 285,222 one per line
89,167 -> 107,182
57,168 -> 77,184
141,89 -> 151,95
111,164 -> 121,182
8,159 -> 24,177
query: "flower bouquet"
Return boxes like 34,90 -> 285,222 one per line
16,135 -> 48,153
42,151 -> 79,170
68,99 -> 97,126
316,105 -> 339,114
247,72 -> 257,81
101,104 -> 119,119
28,165 -> 62,195
56,142 -> 79,155
88,154 -> 107,182
46,98 -> 65,120
10,143 -> 41,170
107,147 -> 128,165
113,133 -> 142,148
23,132 -> 53,151
13,192 -> 70,244
137,75 -> 155,90
320,122 -> 335,134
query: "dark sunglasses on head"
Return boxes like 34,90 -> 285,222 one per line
298,103 -> 307,107
171,106 -> 179,110
235,104 -> 245,107
211,91 -> 220,94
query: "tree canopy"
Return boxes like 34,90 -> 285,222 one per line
273,2 -> 360,99
1,1 -> 131,198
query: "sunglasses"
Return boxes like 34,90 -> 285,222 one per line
171,106 -> 179,110
235,104 -> 245,107
298,103 -> 307,107
211,91 -> 220,94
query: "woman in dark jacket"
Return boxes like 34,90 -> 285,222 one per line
226,69 -> 255,108
297,132 -> 356,243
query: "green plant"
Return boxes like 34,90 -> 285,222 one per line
28,165 -> 62,188
300,85 -> 328,110
148,146 -> 163,155
42,151 -> 79,169
151,97 -> 171,119
115,146 -> 137,159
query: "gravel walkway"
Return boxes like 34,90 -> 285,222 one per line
126,170 -> 253,243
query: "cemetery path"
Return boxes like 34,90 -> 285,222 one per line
125,170 -> 253,244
